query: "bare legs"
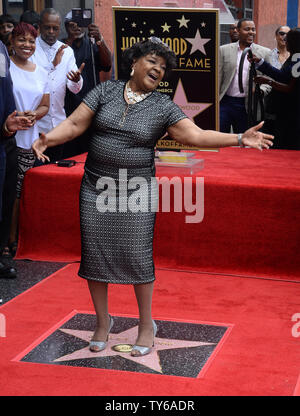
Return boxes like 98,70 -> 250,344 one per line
88,280 -> 110,343
87,280 -> 155,350
133,281 -> 155,348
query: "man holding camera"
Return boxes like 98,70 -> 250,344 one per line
62,10 -> 112,158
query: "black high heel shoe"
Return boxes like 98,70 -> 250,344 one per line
131,320 -> 157,357
89,315 -> 114,352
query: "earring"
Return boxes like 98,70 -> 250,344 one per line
130,67 -> 134,77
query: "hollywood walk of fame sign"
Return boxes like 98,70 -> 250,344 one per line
112,6 -> 219,150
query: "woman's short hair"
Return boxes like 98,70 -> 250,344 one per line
121,37 -> 177,80
11,22 -> 38,39
286,28 -> 300,54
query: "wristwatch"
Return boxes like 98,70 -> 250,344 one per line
268,79 -> 273,86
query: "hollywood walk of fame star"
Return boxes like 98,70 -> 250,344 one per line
185,29 -> 211,55
54,326 -> 215,374
161,22 -> 171,33
173,79 -> 212,121
177,15 -> 190,28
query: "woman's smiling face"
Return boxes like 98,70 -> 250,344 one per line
12,31 -> 36,60
131,53 -> 167,92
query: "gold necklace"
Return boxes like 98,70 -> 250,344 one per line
120,103 -> 129,127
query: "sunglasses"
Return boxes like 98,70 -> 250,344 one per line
278,31 -> 288,36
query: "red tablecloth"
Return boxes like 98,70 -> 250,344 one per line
17,148 -> 300,280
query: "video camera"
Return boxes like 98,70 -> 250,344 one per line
71,8 -> 92,27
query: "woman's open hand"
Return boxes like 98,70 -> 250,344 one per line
241,121 -> 274,151
5,110 -> 33,132
32,132 -> 50,162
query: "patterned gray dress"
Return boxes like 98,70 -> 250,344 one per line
78,80 -> 187,284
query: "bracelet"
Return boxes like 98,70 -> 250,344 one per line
237,133 -> 244,148
3,122 -> 15,136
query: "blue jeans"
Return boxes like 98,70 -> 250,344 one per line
220,95 -> 248,133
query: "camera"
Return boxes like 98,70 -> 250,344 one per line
71,8 -> 92,28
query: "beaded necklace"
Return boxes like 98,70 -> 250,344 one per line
125,82 -> 152,104
120,83 -> 152,126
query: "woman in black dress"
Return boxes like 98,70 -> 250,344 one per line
253,28 -> 300,149
33,38 -> 273,357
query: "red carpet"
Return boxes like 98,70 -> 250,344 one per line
294,375 -> 300,396
17,148 -> 300,281
0,264 -> 299,396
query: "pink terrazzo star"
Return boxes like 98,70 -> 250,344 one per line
173,79 -> 212,122
54,325 -> 215,373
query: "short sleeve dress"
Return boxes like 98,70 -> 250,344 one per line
78,80 -> 187,284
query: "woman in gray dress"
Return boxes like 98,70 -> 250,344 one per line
32,38 -> 273,357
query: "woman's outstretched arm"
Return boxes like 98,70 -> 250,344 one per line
168,119 -> 274,151
32,102 -> 94,162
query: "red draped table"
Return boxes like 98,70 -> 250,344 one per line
17,148 -> 300,281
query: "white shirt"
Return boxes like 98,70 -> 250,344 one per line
226,43 -> 251,98
10,60 -> 49,149
31,37 -> 83,133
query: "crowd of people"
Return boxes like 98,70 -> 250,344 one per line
0,9 -> 297,354
0,8 -> 112,279
221,19 -> 300,150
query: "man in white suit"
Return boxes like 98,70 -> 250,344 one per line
32,8 -> 84,161
219,18 -> 272,133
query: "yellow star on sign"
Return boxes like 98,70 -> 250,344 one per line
177,15 -> 190,28
161,22 -> 171,32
